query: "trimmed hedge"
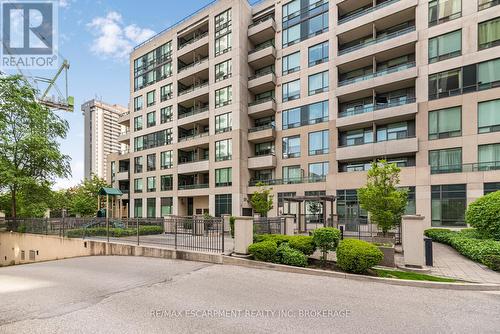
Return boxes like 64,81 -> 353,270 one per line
336,239 -> 383,274
276,243 -> 308,267
248,240 -> 277,262
254,234 -> 316,255
66,226 -> 163,238
465,191 -> 500,240
424,228 -> 500,271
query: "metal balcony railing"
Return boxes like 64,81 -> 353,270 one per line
178,31 -> 209,50
338,0 -> 400,25
178,132 -> 209,142
248,96 -> 275,107
249,40 -> 275,54
249,176 -> 326,186
339,26 -> 416,55
248,15 -> 274,28
249,123 -> 275,133
431,161 -> 500,174
178,57 -> 209,73
339,97 -> 416,118
178,82 -> 209,96
338,62 -> 416,87
178,106 -> 209,119
178,183 -> 209,190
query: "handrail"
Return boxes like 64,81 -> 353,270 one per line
249,68 -> 275,80
338,0 -> 400,25
178,81 -> 209,96
338,135 -> 416,148
431,161 -> 500,174
178,157 -> 209,165
249,40 -> 275,54
249,15 -> 274,28
338,62 -> 416,87
248,96 -> 275,106
178,31 -> 209,50
339,26 -> 415,55
178,132 -> 209,142
178,106 -> 209,119
339,97 -> 416,118
249,176 -> 326,186
178,183 -> 209,190
178,57 -> 209,73
249,123 -> 275,133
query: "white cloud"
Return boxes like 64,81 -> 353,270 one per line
87,11 -> 155,61
59,0 -> 70,8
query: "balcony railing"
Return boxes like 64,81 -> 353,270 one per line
338,62 -> 416,87
178,132 -> 209,142
339,134 -> 415,148
249,176 -> 326,186
479,0 -> 500,11
254,150 -> 275,157
249,40 -> 275,54
178,82 -> 209,96
178,157 -> 209,165
431,161 -> 500,174
338,0 -> 400,25
178,106 -> 209,119
178,183 -> 209,190
339,26 -> 416,56
248,96 -> 275,107
178,57 -> 209,73
249,68 -> 275,80
339,97 -> 416,118
249,15 -> 274,28
249,123 -> 275,133
283,116 -> 328,130
430,81 -> 500,100
178,31 -> 208,50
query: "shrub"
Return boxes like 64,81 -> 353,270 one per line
253,234 -> 316,255
248,240 -> 277,262
466,191 -> 500,240
424,228 -> 456,244
336,239 -> 383,274
312,227 -> 341,265
66,226 -> 163,238
276,243 -> 308,267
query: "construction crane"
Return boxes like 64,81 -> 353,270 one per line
34,60 -> 74,112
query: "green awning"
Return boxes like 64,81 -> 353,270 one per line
99,187 -> 123,196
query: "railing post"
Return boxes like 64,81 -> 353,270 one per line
221,218 -> 225,253
106,217 -> 109,243
137,218 -> 139,246
340,225 -> 344,240
174,218 -> 178,250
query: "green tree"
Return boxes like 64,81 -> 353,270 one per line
70,175 -> 109,217
250,182 -> 274,217
357,160 -> 408,235
0,75 -> 71,217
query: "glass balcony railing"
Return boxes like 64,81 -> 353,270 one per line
178,106 -> 209,119
178,57 -> 209,73
249,176 -> 326,186
339,97 -> 416,118
178,183 -> 209,190
249,123 -> 275,133
178,157 -> 209,165
178,82 -> 209,96
339,135 -> 415,148
338,62 -> 416,87
249,40 -> 275,54
249,68 -> 275,80
338,0 -> 400,25
178,31 -> 208,50
249,15 -> 274,28
178,132 -> 209,142
248,96 -> 276,107
431,161 -> 500,174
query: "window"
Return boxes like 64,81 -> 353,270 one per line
478,99 -> 500,133
309,162 -> 329,181
146,154 -> 156,171
215,32 -> 232,56
215,168 -> 232,187
308,71 -> 329,95
134,129 -> 173,151
336,189 -> 368,222
478,143 -> 500,170
283,165 -> 302,183
160,175 -> 173,191
146,90 -> 155,107
341,128 -> 373,146
160,106 -> 172,124
282,79 -> 300,102
308,130 -> 329,155
429,148 -> 462,173
429,107 -> 461,139
282,0 -> 299,21
282,23 -> 300,47
484,182 -> 500,194
134,178 -> 143,193
215,9 -> 232,37
159,62 -> 172,79
405,186 -> 416,214
308,12 -> 328,37
429,30 -> 461,63
147,198 -> 156,218
282,100 -> 329,129
282,108 -> 300,129
255,141 -> 274,156
215,86 -> 232,107
254,169 -> 273,182
147,176 -> 156,192
308,41 -> 329,66
215,194 -> 232,217
134,96 -> 143,111
215,112 -> 232,133
161,197 -> 173,216
429,0 -> 461,26
134,156 -> 143,173
278,192 -> 297,215
160,84 -> 172,101
134,116 -> 143,131
478,58 -> 500,89
478,17 -> 500,50
215,59 -> 232,81
147,111 -> 156,127
215,139 -> 232,161
282,51 -> 300,75
282,135 -> 300,158
479,0 -> 499,10
428,68 -> 461,99
377,122 -> 411,141
134,199 -> 143,218
431,184 -> 466,227
160,151 -> 173,169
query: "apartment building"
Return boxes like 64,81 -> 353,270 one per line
82,99 -> 128,180
107,0 -> 500,229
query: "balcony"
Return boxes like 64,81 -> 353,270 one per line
248,154 -> 277,170
339,0 -> 402,25
248,97 -> 276,118
248,16 -> 276,45
248,41 -> 276,68
248,124 -> 276,143
177,82 -> 209,104
248,176 -> 326,187
178,57 -> 209,78
117,130 -> 130,143
177,31 -> 209,54
248,69 -> 276,94
177,158 -> 209,174
338,96 -> 415,118
336,137 -> 418,161
116,171 -> 129,181
178,183 -> 209,190
430,161 -> 500,175
339,62 -> 416,87
117,111 -> 130,124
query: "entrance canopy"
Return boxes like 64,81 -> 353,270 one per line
99,187 -> 123,196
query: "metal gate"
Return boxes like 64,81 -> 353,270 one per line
163,216 -> 225,252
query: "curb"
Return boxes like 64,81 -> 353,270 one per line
222,256 -> 500,291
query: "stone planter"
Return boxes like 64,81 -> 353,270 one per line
377,244 -> 395,267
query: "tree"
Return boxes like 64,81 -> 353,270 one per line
70,175 -> 109,217
0,75 -> 71,217
249,182 -> 274,217
357,160 -> 408,235
312,227 -> 341,267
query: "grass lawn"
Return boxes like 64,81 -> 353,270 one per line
375,269 -> 456,282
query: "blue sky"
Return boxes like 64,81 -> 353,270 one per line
9,0 -> 220,188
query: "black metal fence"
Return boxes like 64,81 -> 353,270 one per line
253,217 -> 286,235
335,218 -> 401,244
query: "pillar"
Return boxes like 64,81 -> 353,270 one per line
283,215 -> 295,236
234,217 -> 253,255
402,215 -> 426,268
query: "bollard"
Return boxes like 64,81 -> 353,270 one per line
339,225 -> 344,240
424,237 -> 433,266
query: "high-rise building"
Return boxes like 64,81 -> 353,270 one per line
82,99 -> 128,180
107,0 -> 500,229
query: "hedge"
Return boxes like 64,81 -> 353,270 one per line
66,226 -> 163,238
424,228 -> 500,271
248,240 -> 278,262
276,243 -> 308,267
336,239 -> 383,274
253,234 -> 316,255
465,191 -> 500,240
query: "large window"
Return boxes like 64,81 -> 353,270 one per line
478,58 -> 500,89
478,143 -> 500,169
161,197 -> 173,216
308,130 -> 329,155
134,156 -> 143,173
147,111 -> 156,128
309,41 -> 329,67
215,168 -> 232,187
255,142 -> 274,156
134,199 -> 142,218
282,51 -> 300,75
429,148 -> 462,174
479,0 -> 500,10
134,178 -> 143,193
308,12 -> 328,37
283,165 -> 302,183
160,84 -> 172,101
134,96 -> 143,111
429,107 -> 461,139
215,33 -> 231,56
377,122 -> 411,141
146,153 -> 156,172
160,151 -> 173,169
215,194 -> 232,217
146,90 -> 155,107
215,9 -> 232,37
282,79 -> 300,102
215,112 -> 232,133
308,71 -> 329,95
160,106 -> 172,124
336,189 -> 367,223
309,162 -> 329,181
147,176 -> 156,192
431,184 -> 466,227
282,135 -> 300,158
282,0 -> 299,21
478,17 -> 500,50
147,198 -> 156,218
215,59 -> 232,81
160,175 -> 173,191
278,192 -> 297,215
428,68 -> 461,99
484,182 -> 500,194
478,99 -> 500,133
428,0 -> 461,26
215,139 -> 232,161
429,30 -> 461,63
340,128 -> 373,146
134,116 -> 143,131
215,86 -> 232,108
282,24 -> 300,47
282,101 -> 328,129
134,129 -> 173,151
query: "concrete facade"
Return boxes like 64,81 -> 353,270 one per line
107,0 -> 500,229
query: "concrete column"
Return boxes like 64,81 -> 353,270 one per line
283,215 -> 295,236
234,217 -> 254,255
402,215 -> 426,268
222,215 -> 231,233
